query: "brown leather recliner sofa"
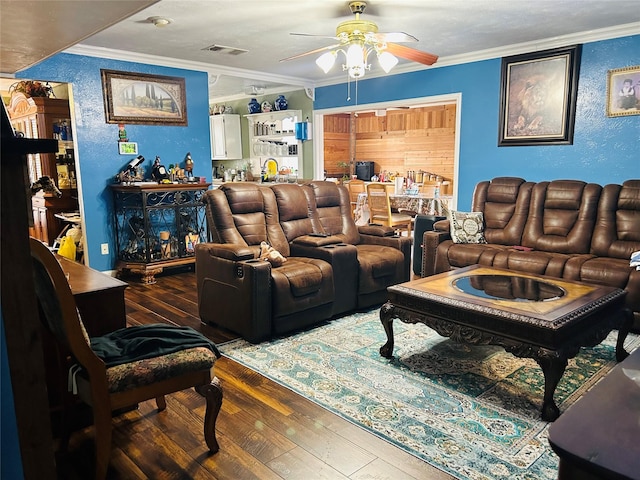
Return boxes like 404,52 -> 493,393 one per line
196,181 -> 411,343
422,177 -> 640,321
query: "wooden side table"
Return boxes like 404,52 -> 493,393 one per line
55,254 -> 128,336
548,347 -> 640,479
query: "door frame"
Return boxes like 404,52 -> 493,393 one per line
312,92 -> 461,210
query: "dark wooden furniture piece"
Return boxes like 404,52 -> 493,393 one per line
548,348 -> 640,479
379,265 -> 632,421
110,183 -> 210,284
7,92 -> 78,246
31,237 -> 223,480
55,254 -> 128,337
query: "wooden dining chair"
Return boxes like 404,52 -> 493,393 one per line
29,237 -> 223,480
366,183 -> 413,236
347,179 -> 366,218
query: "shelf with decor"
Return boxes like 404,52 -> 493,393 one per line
245,109 -> 303,180
7,91 -> 79,246
110,182 -> 210,284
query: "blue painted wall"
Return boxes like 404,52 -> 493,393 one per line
19,54 -> 211,271
315,35 -> 640,209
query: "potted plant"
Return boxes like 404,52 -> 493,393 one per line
337,161 -> 350,183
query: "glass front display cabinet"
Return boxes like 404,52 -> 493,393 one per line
110,183 -> 210,284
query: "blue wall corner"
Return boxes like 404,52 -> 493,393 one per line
19,54 -> 211,271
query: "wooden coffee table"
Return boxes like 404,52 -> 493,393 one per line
379,265 -> 633,421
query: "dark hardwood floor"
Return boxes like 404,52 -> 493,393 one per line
55,267 -> 454,480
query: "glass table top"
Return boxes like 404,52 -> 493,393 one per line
453,274 -> 565,302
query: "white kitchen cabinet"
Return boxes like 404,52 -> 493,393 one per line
210,114 -> 242,159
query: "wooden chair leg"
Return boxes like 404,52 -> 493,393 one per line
195,376 -> 223,453
155,395 -> 167,411
92,403 -> 113,480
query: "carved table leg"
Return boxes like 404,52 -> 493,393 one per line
535,350 -> 567,422
379,301 -> 396,358
616,308 -> 633,362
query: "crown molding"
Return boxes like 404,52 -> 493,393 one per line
65,22 -> 639,93
314,21 -> 640,87
65,44 -> 313,89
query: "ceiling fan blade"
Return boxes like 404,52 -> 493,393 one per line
374,32 -> 418,43
280,44 -> 341,62
385,43 -> 438,66
290,33 -> 339,40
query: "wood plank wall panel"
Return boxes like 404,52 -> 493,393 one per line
323,105 -> 456,189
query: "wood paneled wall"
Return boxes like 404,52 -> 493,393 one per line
323,104 -> 456,186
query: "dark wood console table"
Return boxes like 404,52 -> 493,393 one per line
110,182 -> 210,284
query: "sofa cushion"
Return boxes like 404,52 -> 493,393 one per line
522,180 -> 601,253
270,258 -> 333,316
355,245 -> 405,294
450,211 -> 487,244
472,177 -> 534,245
591,180 -> 640,259
492,250 -> 594,278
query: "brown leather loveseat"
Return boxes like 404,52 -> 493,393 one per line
422,177 -> 640,321
196,181 -> 411,343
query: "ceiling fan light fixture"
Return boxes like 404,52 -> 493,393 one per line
377,51 -> 398,73
316,51 -> 337,73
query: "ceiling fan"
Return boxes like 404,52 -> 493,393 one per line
281,1 -> 438,79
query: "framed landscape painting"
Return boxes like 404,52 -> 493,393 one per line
606,65 -> 640,117
498,45 -> 581,146
101,69 -> 187,126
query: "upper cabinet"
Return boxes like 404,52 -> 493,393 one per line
210,114 -> 242,160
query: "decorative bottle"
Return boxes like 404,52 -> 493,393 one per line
274,95 -> 288,111
247,98 -> 261,114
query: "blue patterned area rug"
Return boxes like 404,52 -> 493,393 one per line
220,309 -> 639,480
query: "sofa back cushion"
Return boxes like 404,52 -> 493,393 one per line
591,180 -> 640,259
203,188 -> 250,245
271,184 -> 315,241
472,177 -> 534,245
207,184 -> 291,256
304,181 -> 361,244
522,180 -> 601,253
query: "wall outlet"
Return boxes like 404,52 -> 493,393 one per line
101,243 -> 109,255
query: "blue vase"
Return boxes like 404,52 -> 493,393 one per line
274,95 -> 288,111
247,98 -> 261,114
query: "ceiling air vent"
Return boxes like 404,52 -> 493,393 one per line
202,44 -> 248,56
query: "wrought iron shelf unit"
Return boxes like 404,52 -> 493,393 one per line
110,183 -> 210,283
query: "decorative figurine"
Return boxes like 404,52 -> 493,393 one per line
118,124 -> 128,142
151,156 -> 170,183
274,95 -> 288,111
248,98 -> 261,114
184,152 -> 194,180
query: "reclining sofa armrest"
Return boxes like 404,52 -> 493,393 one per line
291,235 -> 344,247
358,224 -> 396,236
421,230 -> 451,277
195,245 -> 272,343
197,242 -> 255,262
433,219 -> 450,232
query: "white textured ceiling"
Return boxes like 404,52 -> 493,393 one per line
2,0 -> 640,102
